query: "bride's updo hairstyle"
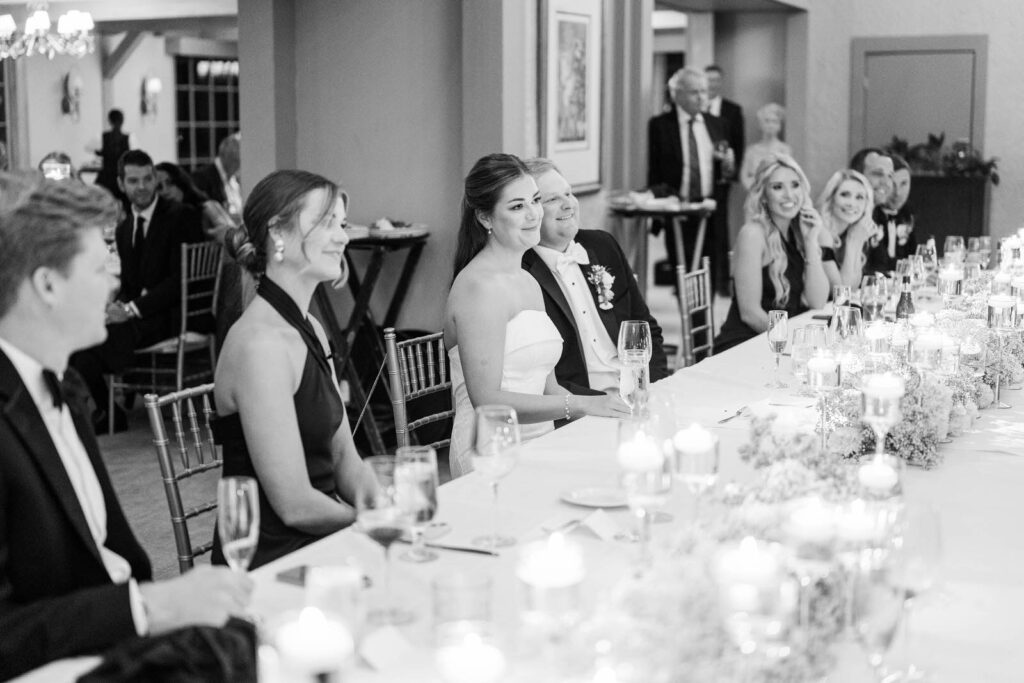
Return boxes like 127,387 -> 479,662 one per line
226,169 -> 342,276
452,152 -> 531,278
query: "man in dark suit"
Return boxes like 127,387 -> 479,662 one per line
191,132 -> 241,218
523,159 -> 669,399
0,173 -> 250,680
851,148 -> 918,274
70,149 -> 192,432
705,65 -> 744,295
647,67 -> 729,281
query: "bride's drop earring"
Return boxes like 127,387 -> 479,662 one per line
273,237 -> 285,262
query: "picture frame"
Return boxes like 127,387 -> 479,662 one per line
539,0 -> 602,193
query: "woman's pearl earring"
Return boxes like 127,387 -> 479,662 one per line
273,237 -> 285,262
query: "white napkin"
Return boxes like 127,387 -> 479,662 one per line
541,509 -> 621,542
360,626 -> 430,672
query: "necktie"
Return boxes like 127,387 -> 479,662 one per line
556,241 -> 590,273
687,117 -> 702,201
42,369 -> 64,409
133,215 -> 146,249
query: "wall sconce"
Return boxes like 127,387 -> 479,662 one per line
141,75 -> 162,116
61,68 -> 82,121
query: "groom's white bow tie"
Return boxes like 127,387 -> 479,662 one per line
556,241 -> 590,272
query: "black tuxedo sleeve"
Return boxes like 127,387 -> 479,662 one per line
135,223 -> 184,320
647,116 -> 676,198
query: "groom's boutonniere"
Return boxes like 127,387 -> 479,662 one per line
586,265 -> 615,310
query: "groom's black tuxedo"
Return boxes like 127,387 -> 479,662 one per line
522,229 -> 669,397
0,350 -> 152,679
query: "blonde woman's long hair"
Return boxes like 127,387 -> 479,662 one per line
743,153 -> 812,307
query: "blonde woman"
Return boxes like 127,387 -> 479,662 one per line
714,154 -> 830,352
816,169 -> 876,289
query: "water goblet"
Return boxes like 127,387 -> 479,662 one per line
766,310 -> 789,388
618,320 -> 652,416
358,455 -> 415,625
471,405 -> 520,549
396,445 -> 440,563
217,476 -> 260,573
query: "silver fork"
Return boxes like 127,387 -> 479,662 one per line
717,405 -> 748,424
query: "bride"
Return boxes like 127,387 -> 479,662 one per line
444,153 -> 629,477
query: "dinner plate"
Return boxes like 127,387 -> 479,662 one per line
559,487 -> 628,509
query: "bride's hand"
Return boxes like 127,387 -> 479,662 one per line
577,394 -> 632,419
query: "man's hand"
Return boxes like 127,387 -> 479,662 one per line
138,565 -> 254,635
105,302 -> 130,324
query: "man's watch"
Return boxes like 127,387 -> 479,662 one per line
122,302 -> 138,319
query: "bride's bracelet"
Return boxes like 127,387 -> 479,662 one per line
564,393 -> 572,421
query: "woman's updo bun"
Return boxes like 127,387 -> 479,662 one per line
225,223 -> 262,275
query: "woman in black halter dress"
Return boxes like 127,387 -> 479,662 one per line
714,154 -> 830,353
210,170 -> 373,570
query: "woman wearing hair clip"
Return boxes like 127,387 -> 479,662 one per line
210,169 -> 374,569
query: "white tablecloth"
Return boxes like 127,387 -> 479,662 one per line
245,312 -> 1024,682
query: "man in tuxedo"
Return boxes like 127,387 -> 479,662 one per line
522,159 -> 669,398
705,65 -> 744,295
851,148 -> 917,274
647,67 -> 728,281
0,173 -> 251,680
70,149 -> 192,432
191,132 -> 241,219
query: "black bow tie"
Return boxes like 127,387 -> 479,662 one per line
42,369 -> 65,409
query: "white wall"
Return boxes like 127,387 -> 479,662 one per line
292,0 -> 463,331
104,33 -> 176,164
803,0 -> 1022,236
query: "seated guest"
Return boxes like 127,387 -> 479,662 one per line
816,169 -> 876,289
888,153 -> 916,248
714,154 -> 829,352
851,148 -> 917,274
445,154 -> 629,478
740,103 -> 791,191
0,173 -> 251,681
156,161 -> 235,243
521,157 -> 669,396
70,149 -> 195,432
38,151 -> 78,181
211,170 -> 373,570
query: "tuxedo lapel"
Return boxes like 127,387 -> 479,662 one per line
0,354 -> 104,568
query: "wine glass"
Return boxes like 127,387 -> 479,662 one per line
616,420 -> 672,570
471,405 -> 520,549
888,503 -> 943,682
358,455 -> 415,625
942,235 -> 965,263
830,305 -> 864,350
790,327 -> 813,388
987,294 -> 1017,409
832,285 -> 852,308
907,254 -> 928,293
913,244 -> 936,281
396,445 -> 440,563
807,349 -> 841,450
977,235 -> 993,269
618,321 -> 652,415
859,374 -> 906,501
851,557 -> 904,682
860,275 -> 886,323
217,476 -> 260,573
766,310 -> 789,388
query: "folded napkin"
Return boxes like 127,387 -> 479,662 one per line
541,509 -> 621,542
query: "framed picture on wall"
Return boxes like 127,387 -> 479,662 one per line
539,0 -> 602,193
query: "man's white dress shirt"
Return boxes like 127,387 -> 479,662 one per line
675,109 -> 714,200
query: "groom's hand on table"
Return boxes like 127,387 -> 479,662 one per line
139,565 -> 254,635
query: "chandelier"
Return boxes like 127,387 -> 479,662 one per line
0,2 -> 95,60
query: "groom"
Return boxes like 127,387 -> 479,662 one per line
522,158 -> 669,397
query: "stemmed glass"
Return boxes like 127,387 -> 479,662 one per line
987,294 -> 1017,409
766,310 -> 789,388
851,556 -> 905,682
830,305 -> 864,349
832,285 -> 852,308
807,349 -> 841,451
860,275 -> 887,323
358,455 -> 415,625
888,503 -> 943,682
913,246 -> 935,283
670,423 -> 719,523
395,445 -> 440,563
792,324 -> 828,393
217,476 -> 260,573
618,321 -> 652,416
942,235 -> 965,263
616,420 -> 672,569
782,497 -> 837,636
859,374 -> 906,501
471,405 -> 520,549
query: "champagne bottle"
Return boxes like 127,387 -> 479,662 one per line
895,274 -> 915,320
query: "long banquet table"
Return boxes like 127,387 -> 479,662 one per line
243,310 -> 1024,682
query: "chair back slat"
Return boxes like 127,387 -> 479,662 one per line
144,384 -> 221,574
384,328 -> 452,451
675,257 -> 715,368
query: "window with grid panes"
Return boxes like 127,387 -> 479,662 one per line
175,56 -> 239,172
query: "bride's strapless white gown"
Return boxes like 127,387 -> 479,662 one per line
448,310 -> 563,478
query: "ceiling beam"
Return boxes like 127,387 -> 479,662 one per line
101,29 -> 142,80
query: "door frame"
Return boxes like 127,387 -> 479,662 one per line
849,34 -> 988,157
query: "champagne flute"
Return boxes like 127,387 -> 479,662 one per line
396,445 -> 440,563
358,455 -> 415,625
217,476 -> 260,573
852,557 -> 904,682
618,321 -> 652,415
889,503 -> 942,682
766,310 -> 789,388
471,405 -> 520,549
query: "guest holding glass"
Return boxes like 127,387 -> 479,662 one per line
210,170 -> 374,569
445,154 -> 630,478
714,154 -> 829,352
816,169 -> 876,289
